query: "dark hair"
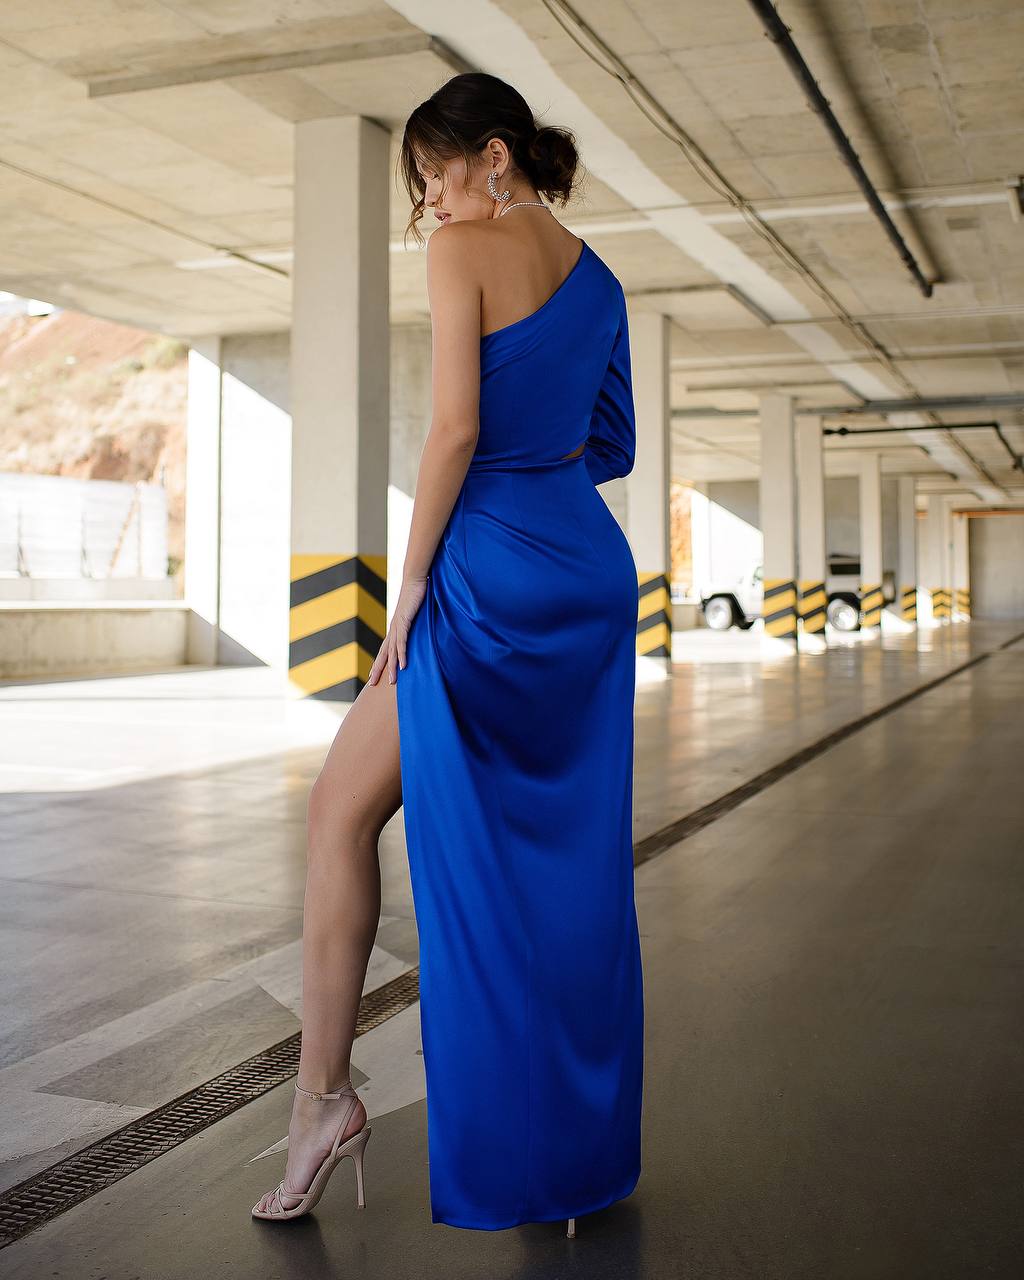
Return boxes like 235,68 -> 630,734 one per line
398,72 -> 580,247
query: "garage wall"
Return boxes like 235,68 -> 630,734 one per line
969,515 -> 1024,618
824,476 -> 899,575
703,476 -> 900,574
825,476 -> 858,560
706,480 -> 759,528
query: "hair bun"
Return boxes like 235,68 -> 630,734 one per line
524,123 -> 578,204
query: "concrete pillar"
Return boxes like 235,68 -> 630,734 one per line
218,334 -> 292,667
937,496 -> 954,622
289,116 -> 390,701
759,394 -> 798,642
951,500 -> 971,620
627,309 -> 671,659
920,495 -> 950,622
858,453 -> 884,627
896,476 -> 918,623
795,413 -> 827,641
183,333 -> 290,669
184,338 -> 222,664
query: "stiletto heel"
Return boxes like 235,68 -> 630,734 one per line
251,1079 -> 371,1221
566,1216 -> 575,1238
352,1127 -> 369,1208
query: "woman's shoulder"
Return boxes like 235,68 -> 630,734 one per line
425,218 -> 480,271
424,221 -> 485,312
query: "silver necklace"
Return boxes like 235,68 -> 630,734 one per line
498,201 -> 550,217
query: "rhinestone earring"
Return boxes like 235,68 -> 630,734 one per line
487,168 -> 511,204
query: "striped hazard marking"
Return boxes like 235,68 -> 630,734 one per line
860,583 -> 884,627
799,580 -> 827,634
638,571 -> 671,657
930,587 -> 952,620
764,578 -> 798,640
289,553 -> 387,701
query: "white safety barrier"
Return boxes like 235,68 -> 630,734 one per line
0,472 -> 168,581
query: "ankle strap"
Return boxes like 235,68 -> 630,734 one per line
295,1079 -> 354,1101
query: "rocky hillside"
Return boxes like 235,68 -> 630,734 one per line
0,308 -> 187,583
1,307 -> 694,599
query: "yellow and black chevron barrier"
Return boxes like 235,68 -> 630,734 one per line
637,570 -> 671,657
860,582 -> 884,627
900,584 -> 917,622
763,577 -> 798,640
289,553 -> 387,700
930,587 -> 951,620
798,580 -> 827,634
954,588 -> 971,618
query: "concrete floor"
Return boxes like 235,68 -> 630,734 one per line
1,618 -> 1022,1276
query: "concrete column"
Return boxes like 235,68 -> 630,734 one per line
289,116 -> 390,701
951,499 -> 971,620
759,393 -> 798,642
858,453 -> 884,627
895,476 -> 918,623
218,334 -> 291,667
937,496 -> 954,622
920,495 -> 950,622
627,309 -> 671,659
795,413 -> 827,642
184,338 -> 222,664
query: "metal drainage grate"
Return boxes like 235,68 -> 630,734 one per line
4,628 -> 1022,1248
0,966 -> 420,1248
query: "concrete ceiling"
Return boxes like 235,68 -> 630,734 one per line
1,0 -> 1022,503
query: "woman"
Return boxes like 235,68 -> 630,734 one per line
253,72 -> 643,1237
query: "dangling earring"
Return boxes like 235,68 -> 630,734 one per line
487,168 -> 511,205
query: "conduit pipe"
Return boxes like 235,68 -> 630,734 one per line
825,422 -> 1024,474
747,0 -> 934,298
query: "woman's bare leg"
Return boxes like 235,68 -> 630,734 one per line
254,676 -> 402,1213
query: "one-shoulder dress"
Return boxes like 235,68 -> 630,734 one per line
395,237 -> 643,1230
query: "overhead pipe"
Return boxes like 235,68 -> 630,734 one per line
673,394 -> 1024,417
747,0 -> 934,298
951,507 -> 1024,517
670,406 -> 1010,488
807,393 -> 1024,414
824,421 -> 1024,474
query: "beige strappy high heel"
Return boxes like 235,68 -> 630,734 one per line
251,1079 -> 371,1221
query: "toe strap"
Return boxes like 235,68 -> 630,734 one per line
267,1180 -> 305,1214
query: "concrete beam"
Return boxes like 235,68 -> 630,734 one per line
88,32 -> 466,97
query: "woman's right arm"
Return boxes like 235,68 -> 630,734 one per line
401,225 -> 482,581
368,225 -> 482,685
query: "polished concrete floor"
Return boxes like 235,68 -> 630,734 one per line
1,618 -> 1022,1276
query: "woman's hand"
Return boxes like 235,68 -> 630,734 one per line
368,574 -> 430,686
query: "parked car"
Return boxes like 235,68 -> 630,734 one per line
700,556 -> 894,632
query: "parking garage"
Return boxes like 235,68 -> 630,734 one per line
1,2 -> 1023,1277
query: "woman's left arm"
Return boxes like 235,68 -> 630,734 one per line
368,224 -> 482,685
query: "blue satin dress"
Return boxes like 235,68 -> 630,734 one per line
396,238 -> 643,1230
